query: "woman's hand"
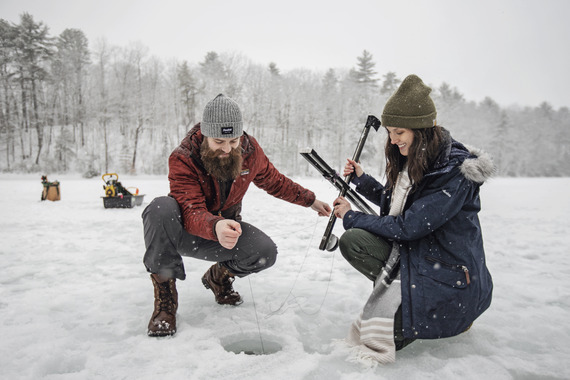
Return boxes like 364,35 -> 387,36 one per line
343,158 -> 364,178
333,196 -> 352,219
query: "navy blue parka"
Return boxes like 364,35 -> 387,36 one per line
342,131 -> 494,340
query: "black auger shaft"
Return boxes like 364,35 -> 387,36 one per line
319,115 -> 381,251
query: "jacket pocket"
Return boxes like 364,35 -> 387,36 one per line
420,256 -> 470,288
414,256 -> 475,338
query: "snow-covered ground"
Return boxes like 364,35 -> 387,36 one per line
1,174 -> 569,380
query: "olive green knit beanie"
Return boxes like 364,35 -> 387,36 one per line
381,74 -> 437,129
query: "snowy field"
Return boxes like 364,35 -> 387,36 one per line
1,173 -> 569,380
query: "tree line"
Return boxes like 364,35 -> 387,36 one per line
1,13 -> 569,177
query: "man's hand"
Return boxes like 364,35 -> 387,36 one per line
311,199 -> 332,217
215,219 -> 242,249
333,196 -> 352,219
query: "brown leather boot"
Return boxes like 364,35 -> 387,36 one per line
201,263 -> 243,305
148,273 -> 178,336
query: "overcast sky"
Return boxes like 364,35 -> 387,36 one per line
2,0 -> 569,109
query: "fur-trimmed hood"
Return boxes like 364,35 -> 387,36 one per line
460,145 -> 496,184
431,129 -> 495,185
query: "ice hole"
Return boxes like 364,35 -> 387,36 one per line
222,333 -> 282,355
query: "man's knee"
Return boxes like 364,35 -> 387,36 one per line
262,246 -> 278,269
142,196 -> 180,224
253,238 -> 278,271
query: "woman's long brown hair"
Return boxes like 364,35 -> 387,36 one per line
384,125 -> 444,190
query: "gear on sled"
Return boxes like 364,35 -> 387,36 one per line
101,173 -> 145,208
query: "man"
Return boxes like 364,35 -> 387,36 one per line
142,94 -> 331,337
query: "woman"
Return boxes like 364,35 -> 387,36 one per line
333,74 -> 494,363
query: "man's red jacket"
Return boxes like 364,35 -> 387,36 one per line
168,124 -> 316,241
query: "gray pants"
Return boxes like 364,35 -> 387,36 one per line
339,228 -> 414,351
142,196 -> 277,280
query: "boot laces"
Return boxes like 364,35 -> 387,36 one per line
157,281 -> 175,313
223,279 -> 241,299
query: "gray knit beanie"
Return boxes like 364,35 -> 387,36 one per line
381,74 -> 437,129
201,94 -> 243,138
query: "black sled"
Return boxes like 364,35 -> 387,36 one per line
101,173 -> 145,208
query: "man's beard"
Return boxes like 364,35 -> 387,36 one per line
200,139 -> 243,181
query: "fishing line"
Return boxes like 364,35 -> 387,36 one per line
245,214 -> 337,347
264,215 -> 336,318
248,276 -> 265,354
269,248 -> 335,317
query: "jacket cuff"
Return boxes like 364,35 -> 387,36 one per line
306,191 -> 316,207
209,217 -> 224,241
343,210 -> 358,229
351,173 -> 366,186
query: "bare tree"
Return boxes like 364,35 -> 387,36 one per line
13,13 -> 53,165
177,61 -> 201,129
55,28 -> 90,146
0,19 -> 18,169
92,38 -> 112,173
